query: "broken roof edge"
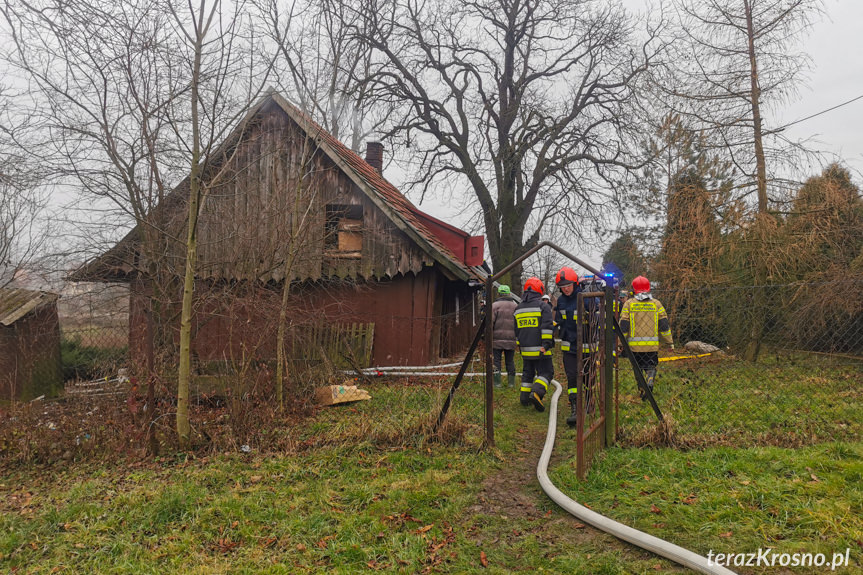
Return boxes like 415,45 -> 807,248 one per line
269,93 -> 482,283
0,288 -> 60,326
71,89 -> 483,285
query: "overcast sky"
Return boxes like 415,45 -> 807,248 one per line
404,0 -> 863,269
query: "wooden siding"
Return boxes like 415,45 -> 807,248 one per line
126,267 -> 480,368
160,102 -> 437,283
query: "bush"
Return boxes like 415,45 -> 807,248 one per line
60,337 -> 128,381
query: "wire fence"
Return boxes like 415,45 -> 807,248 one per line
615,280 -> 863,448
4,279 -> 862,464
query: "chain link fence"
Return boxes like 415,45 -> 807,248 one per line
615,280 -> 863,448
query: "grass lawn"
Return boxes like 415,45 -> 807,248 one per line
616,353 -> 863,447
1,354 -> 861,573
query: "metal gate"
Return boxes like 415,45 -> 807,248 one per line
575,289 -> 614,480
434,240 -> 662,454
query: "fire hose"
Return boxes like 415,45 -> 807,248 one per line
538,378 -> 737,575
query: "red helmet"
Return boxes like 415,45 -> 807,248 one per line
523,277 -> 545,294
555,267 -> 578,287
632,276 -> 650,294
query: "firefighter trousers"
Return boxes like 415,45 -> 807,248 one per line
563,352 -> 595,410
520,355 -> 554,403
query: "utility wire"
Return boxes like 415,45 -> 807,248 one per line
776,92 -> 863,131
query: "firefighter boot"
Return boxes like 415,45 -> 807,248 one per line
508,374 -> 517,389
493,372 -> 502,389
646,368 -> 657,392
566,394 -> 578,427
520,379 -> 531,406
530,385 -> 545,413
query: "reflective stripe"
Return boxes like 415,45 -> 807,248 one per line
516,307 -> 542,314
628,337 -> 659,342
534,376 -> 548,390
543,348 -> 553,356
521,350 -> 540,357
567,386 -> 578,394
660,330 -> 672,337
520,385 -> 532,392
561,341 -> 571,351
630,340 -> 659,347
541,329 -> 553,335
521,346 -> 542,353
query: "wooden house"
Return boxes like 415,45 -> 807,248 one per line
72,91 -> 485,368
0,288 -> 62,400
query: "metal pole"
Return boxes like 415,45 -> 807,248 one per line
604,285 -> 615,446
613,315 -> 663,421
433,315 -> 487,434
576,292 -> 585,480
484,276 -> 495,448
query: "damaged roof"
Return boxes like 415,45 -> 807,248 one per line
73,90 -> 482,284
0,288 -> 59,327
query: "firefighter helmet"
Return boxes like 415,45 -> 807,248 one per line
631,275 -> 650,294
497,284 -> 511,295
523,277 -> 545,294
555,266 -> 578,287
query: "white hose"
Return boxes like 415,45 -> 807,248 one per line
361,372 -> 523,378
538,379 -> 737,575
359,372 -> 487,377
349,361 -> 468,373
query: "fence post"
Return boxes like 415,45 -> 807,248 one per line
484,276 -> 495,448
604,285 -> 615,446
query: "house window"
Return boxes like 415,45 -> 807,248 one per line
325,204 -> 363,255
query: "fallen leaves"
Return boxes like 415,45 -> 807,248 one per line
480,550 -> 489,567
649,504 -> 662,514
214,538 -> 240,554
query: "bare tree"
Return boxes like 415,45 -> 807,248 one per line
669,0 -> 823,214
662,0 -> 822,359
0,146 -> 48,289
348,0 -> 664,291
2,0 -> 273,447
258,0 -> 391,152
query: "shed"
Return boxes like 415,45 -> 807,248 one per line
0,288 -> 63,400
71,91 -> 486,368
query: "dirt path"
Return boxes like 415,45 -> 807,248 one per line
467,415 -> 690,572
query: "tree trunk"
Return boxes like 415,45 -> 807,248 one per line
177,36 -> 205,449
744,0 -> 768,215
742,0 -> 771,361
176,175 -> 199,448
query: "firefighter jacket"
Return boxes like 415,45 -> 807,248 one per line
553,290 -> 591,355
619,293 -> 673,352
491,295 -> 518,350
514,290 -> 554,357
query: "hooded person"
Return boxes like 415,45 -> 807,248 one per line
491,284 -> 519,388
513,277 -> 555,412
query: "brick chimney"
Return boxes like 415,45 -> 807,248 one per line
365,141 -> 384,175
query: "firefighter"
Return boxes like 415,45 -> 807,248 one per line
514,277 -> 554,412
553,266 -> 582,426
619,275 -> 674,395
491,284 -> 518,389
